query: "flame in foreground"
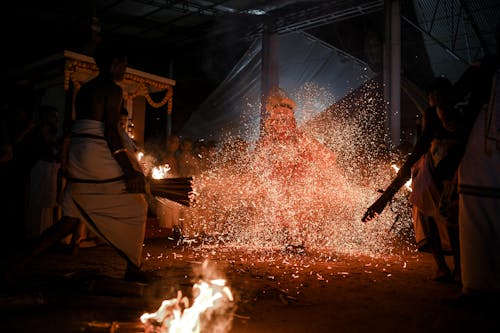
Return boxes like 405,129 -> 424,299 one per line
141,279 -> 234,333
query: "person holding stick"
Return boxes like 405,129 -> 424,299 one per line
4,40 -> 152,283
362,77 -> 465,283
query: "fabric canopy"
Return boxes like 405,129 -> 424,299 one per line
180,31 -> 376,143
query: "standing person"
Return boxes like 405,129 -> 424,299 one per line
22,105 -> 62,241
0,84 -> 37,250
5,40 -> 151,283
362,77 -> 465,283
253,87 -> 338,248
455,24 -> 500,305
119,106 -> 129,131
161,134 -> 181,177
3,104 -> 61,245
178,137 -> 200,177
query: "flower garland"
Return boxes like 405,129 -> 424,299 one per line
122,84 -> 173,113
64,59 -> 174,111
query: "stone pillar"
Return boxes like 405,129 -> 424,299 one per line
384,0 -> 401,148
260,22 -> 279,132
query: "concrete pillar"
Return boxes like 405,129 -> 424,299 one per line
384,0 -> 401,148
167,59 -> 174,137
260,22 -> 279,131
132,96 -> 146,147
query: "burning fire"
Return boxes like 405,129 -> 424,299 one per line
136,150 -> 170,179
391,164 -> 412,191
152,164 -> 171,179
140,277 -> 233,333
137,151 -> 144,161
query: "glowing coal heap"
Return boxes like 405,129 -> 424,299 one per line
180,82 -> 412,257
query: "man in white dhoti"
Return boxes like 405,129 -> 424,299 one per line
457,24 -> 500,305
5,40 -> 150,283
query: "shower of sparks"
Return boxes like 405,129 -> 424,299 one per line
173,80 -> 414,258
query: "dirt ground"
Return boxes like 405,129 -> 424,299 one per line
1,234 -> 495,333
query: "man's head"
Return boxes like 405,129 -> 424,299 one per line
426,76 -> 452,108
264,87 -> 298,140
265,86 -> 296,114
119,107 -> 129,129
94,41 -> 127,82
166,134 -> 180,152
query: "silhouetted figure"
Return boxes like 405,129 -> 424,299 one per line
455,23 -> 500,306
363,77 -> 465,283
5,40 -> 152,283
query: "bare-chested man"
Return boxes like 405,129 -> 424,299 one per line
6,41 -> 151,283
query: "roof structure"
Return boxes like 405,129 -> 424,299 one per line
2,0 -> 499,136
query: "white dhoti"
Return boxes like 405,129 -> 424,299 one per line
458,73 -> 500,294
409,153 -> 451,252
62,120 -> 147,267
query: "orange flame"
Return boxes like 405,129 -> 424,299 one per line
141,279 -> 233,333
152,164 -> 171,179
391,164 -> 412,192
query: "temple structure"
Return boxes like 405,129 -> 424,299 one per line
13,50 -> 176,147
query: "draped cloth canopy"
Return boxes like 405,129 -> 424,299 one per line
180,31 -> 375,143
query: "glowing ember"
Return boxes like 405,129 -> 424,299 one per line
391,164 -> 412,192
141,266 -> 234,333
135,151 -> 164,178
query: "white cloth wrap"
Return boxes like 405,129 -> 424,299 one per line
62,120 -> 147,267
459,72 -> 500,294
409,153 -> 451,252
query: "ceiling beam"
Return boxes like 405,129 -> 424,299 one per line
402,15 -> 468,64
458,0 -> 490,54
245,0 -> 384,40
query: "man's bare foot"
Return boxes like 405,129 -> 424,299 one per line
432,267 -> 453,283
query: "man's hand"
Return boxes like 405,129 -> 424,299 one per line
125,170 -> 146,193
361,194 -> 391,222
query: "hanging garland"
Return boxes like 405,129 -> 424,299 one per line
64,59 -> 174,112
64,60 -> 98,91
144,87 -> 173,112
123,84 -> 173,113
